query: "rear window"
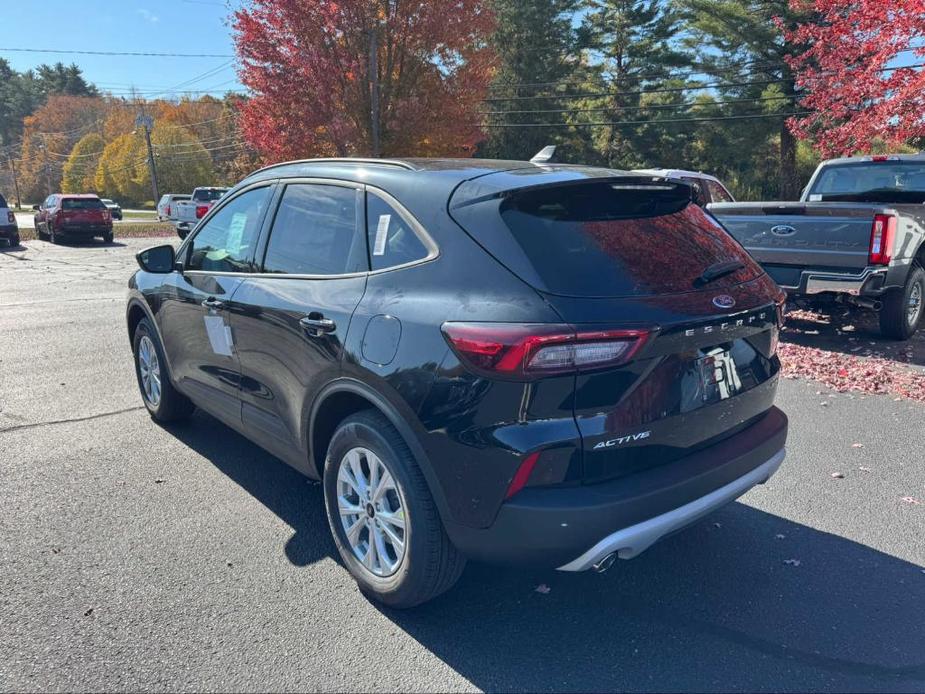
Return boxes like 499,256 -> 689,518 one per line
62,198 -> 105,210
193,189 -> 226,202
494,181 -> 758,297
809,161 -> 925,198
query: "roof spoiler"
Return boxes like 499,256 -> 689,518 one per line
530,145 -> 556,164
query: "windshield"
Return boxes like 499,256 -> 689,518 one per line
62,198 -> 105,210
193,189 -> 226,202
809,161 -> 925,199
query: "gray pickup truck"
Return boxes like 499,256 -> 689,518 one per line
711,154 -> 925,339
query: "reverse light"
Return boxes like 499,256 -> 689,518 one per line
195,204 -> 210,219
441,322 -> 651,379
869,214 -> 897,265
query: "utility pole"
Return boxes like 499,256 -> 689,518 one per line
369,23 -> 381,157
7,153 -> 22,209
38,141 -> 52,198
136,101 -> 159,204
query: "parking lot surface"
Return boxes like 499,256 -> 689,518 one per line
1,238 -> 924,692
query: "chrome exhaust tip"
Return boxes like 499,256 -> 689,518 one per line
592,552 -> 617,573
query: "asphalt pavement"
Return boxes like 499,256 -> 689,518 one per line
1,238 -> 923,692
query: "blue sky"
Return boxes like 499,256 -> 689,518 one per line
0,0 -> 245,98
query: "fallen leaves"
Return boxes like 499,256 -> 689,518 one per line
778,342 -> 925,402
830,472 -> 845,479
900,496 -> 922,505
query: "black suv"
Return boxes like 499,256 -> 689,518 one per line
127,158 -> 788,607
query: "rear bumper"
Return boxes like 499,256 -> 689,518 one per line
444,406 -> 788,569
59,225 -> 112,236
778,266 -> 887,297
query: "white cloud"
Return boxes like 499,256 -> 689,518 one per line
137,9 -> 159,23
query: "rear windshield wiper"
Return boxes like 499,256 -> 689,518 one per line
695,260 -> 745,287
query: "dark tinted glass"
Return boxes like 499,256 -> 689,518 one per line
810,161 -> 925,196
498,181 -> 758,297
263,184 -> 365,275
367,193 -> 429,270
194,189 -> 226,202
62,198 -> 105,210
186,186 -> 271,273
0,194 -> 7,208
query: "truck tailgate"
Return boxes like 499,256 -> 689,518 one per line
710,202 -> 876,272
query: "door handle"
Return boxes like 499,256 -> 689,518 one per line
299,314 -> 336,336
201,297 -> 224,311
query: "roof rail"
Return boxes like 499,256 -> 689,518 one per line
249,157 -> 418,177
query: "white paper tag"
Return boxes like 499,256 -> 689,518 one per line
808,194 -> 822,201
227,212 -> 248,254
204,315 -> 234,356
373,214 -> 390,256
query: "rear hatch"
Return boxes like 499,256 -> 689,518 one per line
709,202 -> 886,286
61,197 -> 109,226
450,174 -> 784,483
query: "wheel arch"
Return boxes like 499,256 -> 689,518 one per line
307,378 -> 451,523
125,296 -> 174,376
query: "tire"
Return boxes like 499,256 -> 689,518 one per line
36,222 -> 47,241
879,265 -> 924,340
49,223 -> 59,245
103,232 -> 113,244
323,410 -> 465,608
132,317 -> 195,422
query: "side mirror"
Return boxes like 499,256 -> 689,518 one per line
136,244 -> 176,273
32,204 -> 40,211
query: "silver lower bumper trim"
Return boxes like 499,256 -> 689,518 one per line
556,448 -> 786,572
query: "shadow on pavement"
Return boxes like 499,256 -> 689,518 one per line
165,410 -> 925,693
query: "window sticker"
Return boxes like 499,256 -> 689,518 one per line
809,194 -> 822,201
227,212 -> 248,254
373,214 -> 391,256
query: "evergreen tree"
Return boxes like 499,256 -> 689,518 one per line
481,0 -> 580,160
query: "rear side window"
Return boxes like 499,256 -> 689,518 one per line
186,186 -> 271,273
495,181 -> 758,297
62,198 -> 105,210
366,192 -> 430,271
263,183 -> 365,276
707,180 -> 734,203
0,193 -> 6,208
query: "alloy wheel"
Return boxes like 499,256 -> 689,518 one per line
138,335 -> 162,407
908,280 -> 922,327
336,447 -> 407,577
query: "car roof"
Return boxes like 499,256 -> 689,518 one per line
58,193 -> 100,198
819,153 -> 925,166
239,157 -> 662,207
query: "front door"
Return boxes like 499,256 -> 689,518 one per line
156,183 -> 275,428
231,181 -> 368,469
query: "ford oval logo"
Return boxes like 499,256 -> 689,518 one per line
713,295 -> 736,309
771,224 -> 797,237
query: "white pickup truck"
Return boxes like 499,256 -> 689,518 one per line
175,187 -> 228,239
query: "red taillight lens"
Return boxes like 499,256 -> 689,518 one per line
441,322 -> 650,379
505,451 -> 541,500
869,214 -> 897,265
195,204 -> 209,219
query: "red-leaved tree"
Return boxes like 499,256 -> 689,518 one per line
233,0 -> 495,161
784,0 -> 925,156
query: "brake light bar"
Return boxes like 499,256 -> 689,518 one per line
441,322 -> 651,379
869,214 -> 897,265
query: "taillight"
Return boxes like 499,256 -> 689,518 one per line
869,214 -> 897,265
6,211 -> 13,224
195,204 -> 209,219
166,204 -> 171,216
505,452 -> 541,499
441,322 -> 651,379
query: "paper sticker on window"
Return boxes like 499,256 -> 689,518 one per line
227,212 -> 248,254
373,214 -> 390,256
809,194 -> 822,201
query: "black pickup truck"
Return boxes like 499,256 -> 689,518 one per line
711,154 -> 925,340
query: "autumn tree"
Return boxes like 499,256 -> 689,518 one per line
784,0 -> 925,156
62,132 -> 105,193
232,0 -> 495,161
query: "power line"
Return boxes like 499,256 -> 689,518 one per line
0,47 -> 235,58
479,111 -> 813,128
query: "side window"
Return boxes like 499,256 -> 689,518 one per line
366,192 -> 430,271
707,180 -> 734,203
262,183 -> 365,276
682,177 -> 707,207
186,186 -> 271,273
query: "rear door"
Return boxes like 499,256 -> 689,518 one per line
231,180 -> 368,469
61,197 -> 107,227
157,183 -> 275,428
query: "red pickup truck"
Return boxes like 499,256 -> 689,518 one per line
34,194 -> 113,244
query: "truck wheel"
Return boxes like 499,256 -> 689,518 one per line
879,265 -> 924,340
323,410 -> 466,608
37,223 -> 47,241
49,224 -> 59,244
103,232 -> 113,244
